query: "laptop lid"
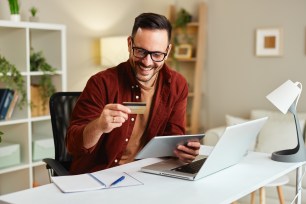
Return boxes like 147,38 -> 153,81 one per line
194,116 -> 268,180
135,134 -> 205,160
140,117 -> 268,180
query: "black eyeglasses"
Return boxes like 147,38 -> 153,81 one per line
131,39 -> 169,62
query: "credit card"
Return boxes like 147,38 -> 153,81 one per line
123,102 -> 146,114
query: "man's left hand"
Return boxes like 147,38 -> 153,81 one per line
174,141 -> 201,163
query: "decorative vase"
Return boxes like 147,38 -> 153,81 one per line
10,14 -> 20,22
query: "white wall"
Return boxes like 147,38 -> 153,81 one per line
206,0 -> 306,128
1,0 -> 306,129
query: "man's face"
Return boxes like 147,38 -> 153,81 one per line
128,28 -> 171,84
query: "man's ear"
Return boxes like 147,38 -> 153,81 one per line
127,36 -> 132,52
165,44 -> 172,59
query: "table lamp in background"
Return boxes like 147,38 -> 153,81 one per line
266,80 -> 306,162
100,36 -> 129,68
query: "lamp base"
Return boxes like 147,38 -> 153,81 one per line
271,147 -> 306,162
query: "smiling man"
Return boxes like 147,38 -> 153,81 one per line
66,13 -> 201,175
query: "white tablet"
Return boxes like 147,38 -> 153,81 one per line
135,134 -> 205,159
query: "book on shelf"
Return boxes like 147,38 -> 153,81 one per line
0,89 -> 15,120
51,171 -> 143,193
5,91 -> 19,120
0,89 -> 11,113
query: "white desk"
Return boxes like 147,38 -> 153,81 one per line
0,146 -> 304,204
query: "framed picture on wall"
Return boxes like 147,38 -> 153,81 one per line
256,28 -> 283,57
174,44 -> 192,59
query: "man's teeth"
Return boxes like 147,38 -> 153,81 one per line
140,66 -> 151,70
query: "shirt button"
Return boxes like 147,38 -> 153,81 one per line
125,138 -> 129,142
136,95 -> 139,99
132,85 -> 134,88
136,85 -> 138,88
131,118 -> 135,122
115,159 -> 118,163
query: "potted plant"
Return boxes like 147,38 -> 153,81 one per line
7,0 -> 20,21
170,8 -> 193,69
30,49 -> 57,114
29,6 -> 39,22
0,55 -> 27,109
174,8 -> 192,29
173,8 -> 193,45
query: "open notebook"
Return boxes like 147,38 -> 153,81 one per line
51,171 -> 143,193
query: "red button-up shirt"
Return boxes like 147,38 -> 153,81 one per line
66,61 -> 188,174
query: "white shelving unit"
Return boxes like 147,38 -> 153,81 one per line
0,20 -> 66,195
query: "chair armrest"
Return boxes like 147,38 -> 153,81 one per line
204,126 -> 226,146
43,158 -> 70,176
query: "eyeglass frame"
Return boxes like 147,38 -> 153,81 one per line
131,38 -> 170,62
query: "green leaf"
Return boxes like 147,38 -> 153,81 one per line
30,49 -> 57,110
0,55 -> 27,109
8,0 -> 19,14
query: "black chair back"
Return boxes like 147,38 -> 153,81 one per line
49,92 -> 81,172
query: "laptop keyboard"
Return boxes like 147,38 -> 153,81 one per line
171,158 -> 206,174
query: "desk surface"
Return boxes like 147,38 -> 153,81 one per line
0,146 -> 304,204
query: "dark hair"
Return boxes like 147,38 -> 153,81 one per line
131,13 -> 172,43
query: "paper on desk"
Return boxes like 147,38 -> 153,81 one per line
91,171 -> 143,188
51,172 -> 143,193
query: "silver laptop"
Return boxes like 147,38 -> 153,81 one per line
140,117 -> 268,181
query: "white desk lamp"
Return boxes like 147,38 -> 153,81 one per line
266,80 -> 306,162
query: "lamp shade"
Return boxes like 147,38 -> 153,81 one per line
266,80 -> 301,114
100,36 -> 129,67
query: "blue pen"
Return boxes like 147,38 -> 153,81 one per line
109,176 -> 125,187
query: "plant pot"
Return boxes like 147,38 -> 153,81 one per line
29,16 -> 39,22
31,85 -> 49,117
10,14 -> 20,22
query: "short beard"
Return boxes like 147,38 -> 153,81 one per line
130,59 -> 162,83
136,71 -> 158,83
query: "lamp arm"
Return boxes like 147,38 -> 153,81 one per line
288,104 -> 304,149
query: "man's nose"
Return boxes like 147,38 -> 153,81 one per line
141,54 -> 153,66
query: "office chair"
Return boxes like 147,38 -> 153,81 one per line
43,92 -> 81,180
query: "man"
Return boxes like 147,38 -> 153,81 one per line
66,12 -> 201,175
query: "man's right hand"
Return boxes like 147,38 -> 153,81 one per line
83,103 -> 131,149
98,104 -> 131,133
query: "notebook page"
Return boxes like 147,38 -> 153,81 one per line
51,174 -> 105,193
